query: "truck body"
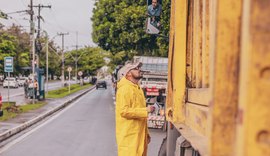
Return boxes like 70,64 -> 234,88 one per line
165,0 -> 270,156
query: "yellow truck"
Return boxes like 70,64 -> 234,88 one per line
165,0 -> 270,156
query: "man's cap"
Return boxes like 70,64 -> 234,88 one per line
117,62 -> 142,81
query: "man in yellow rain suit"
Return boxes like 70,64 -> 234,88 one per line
116,62 -> 154,156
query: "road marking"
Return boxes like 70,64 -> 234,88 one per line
9,93 -> 24,98
1,82 -> 77,100
0,89 -> 95,154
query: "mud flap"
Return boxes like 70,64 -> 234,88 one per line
175,136 -> 201,156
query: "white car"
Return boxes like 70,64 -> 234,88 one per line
3,77 -> 19,88
83,77 -> 90,83
0,75 -> 4,86
17,77 -> 28,87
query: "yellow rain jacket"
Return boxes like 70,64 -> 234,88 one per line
116,77 -> 149,156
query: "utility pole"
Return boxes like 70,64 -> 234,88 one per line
29,0 -> 35,73
57,32 -> 69,86
43,31 -> 49,94
75,32 -> 79,81
34,4 -> 51,39
29,0 -> 36,103
72,32 -> 82,83
33,4 -> 51,67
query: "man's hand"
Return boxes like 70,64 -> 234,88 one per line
147,105 -> 155,113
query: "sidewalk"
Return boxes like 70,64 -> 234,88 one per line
0,85 -> 95,142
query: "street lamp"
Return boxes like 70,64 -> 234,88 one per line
66,49 -> 87,83
42,31 -> 49,94
42,31 -> 59,94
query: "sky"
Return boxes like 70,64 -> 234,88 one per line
0,0 -> 97,50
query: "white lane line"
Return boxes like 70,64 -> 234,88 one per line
10,93 -> 24,97
0,89 -> 95,154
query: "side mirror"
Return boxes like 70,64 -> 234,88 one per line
146,0 -> 162,34
146,17 -> 160,34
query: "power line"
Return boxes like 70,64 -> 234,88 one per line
33,4 -> 51,55
33,4 -> 51,37
29,0 -> 36,103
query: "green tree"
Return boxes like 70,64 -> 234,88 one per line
38,37 -> 62,79
92,0 -> 170,58
0,31 -> 17,74
6,25 -> 31,76
157,0 -> 170,56
0,24 -> 63,77
65,47 -> 106,77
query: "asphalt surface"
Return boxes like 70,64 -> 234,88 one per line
0,82 -> 166,156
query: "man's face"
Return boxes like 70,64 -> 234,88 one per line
129,66 -> 143,80
152,0 -> 158,8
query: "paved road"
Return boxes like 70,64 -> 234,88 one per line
0,81 -> 76,102
0,83 -> 166,156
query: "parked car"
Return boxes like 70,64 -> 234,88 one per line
96,80 -> 107,89
3,77 -> 19,88
83,77 -> 90,83
17,77 -> 28,87
0,75 -> 4,86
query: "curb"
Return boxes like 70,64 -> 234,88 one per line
0,85 -> 96,142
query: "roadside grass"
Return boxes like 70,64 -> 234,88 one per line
0,101 -> 46,121
0,83 -> 92,121
46,83 -> 92,98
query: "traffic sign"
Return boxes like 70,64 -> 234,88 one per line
78,71 -> 83,76
4,57 -> 13,72
67,66 -> 72,72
